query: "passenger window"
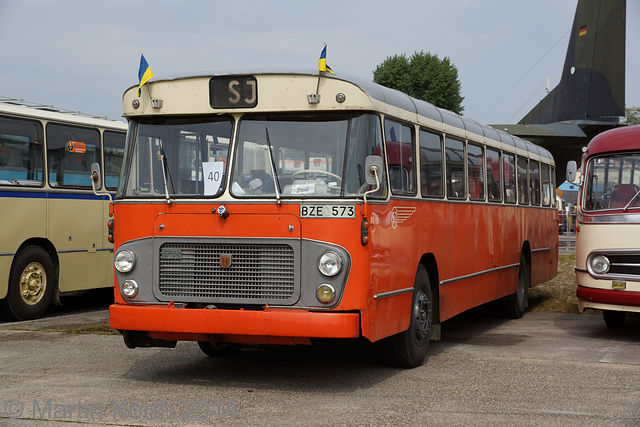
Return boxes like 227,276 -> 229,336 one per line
517,157 -> 529,204
103,131 -> 126,190
419,130 -> 443,198
529,161 -> 541,205
0,115 -> 44,186
47,123 -> 100,188
503,153 -> 516,204
541,164 -> 551,207
486,148 -> 502,202
467,143 -> 484,201
385,119 -> 416,195
446,138 -> 465,199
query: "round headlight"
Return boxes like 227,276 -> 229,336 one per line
114,249 -> 136,273
318,251 -> 342,277
590,254 -> 610,275
122,280 -> 139,298
316,284 -> 335,304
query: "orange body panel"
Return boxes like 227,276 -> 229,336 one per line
110,198 -> 558,343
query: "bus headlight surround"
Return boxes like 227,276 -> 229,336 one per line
316,284 -> 335,303
121,280 -> 139,298
318,251 -> 342,277
590,254 -> 611,275
115,249 -> 137,273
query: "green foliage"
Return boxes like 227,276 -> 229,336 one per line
373,51 -> 464,115
621,106 -> 640,125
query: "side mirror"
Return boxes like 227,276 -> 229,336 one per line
365,155 -> 383,186
90,162 -> 102,191
566,160 -> 577,183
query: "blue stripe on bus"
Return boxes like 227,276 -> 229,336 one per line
0,190 -> 111,201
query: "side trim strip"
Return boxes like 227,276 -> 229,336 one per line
440,263 -> 520,286
532,247 -> 551,253
373,287 -> 414,300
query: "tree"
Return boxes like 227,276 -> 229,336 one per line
621,106 -> 640,125
373,51 -> 464,115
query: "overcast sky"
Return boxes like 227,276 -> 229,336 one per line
0,0 -> 637,125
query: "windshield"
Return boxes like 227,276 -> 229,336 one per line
118,116 -> 233,198
584,153 -> 640,211
231,113 -> 385,198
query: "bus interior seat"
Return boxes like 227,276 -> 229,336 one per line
609,183 -> 640,208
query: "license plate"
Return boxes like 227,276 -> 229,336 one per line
300,205 -> 356,218
612,280 -> 626,289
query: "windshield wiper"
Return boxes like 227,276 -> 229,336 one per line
264,127 -> 282,205
157,145 -> 174,204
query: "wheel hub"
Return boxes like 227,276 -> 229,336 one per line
19,262 -> 46,305
413,290 -> 432,343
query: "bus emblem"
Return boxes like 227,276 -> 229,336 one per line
391,207 -> 417,229
220,254 -> 232,268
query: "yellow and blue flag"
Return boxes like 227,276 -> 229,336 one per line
318,43 -> 335,75
138,52 -> 154,89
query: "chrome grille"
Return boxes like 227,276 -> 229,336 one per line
605,253 -> 640,278
157,242 -> 296,303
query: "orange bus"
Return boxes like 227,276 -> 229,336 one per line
572,125 -> 640,328
108,71 -> 558,367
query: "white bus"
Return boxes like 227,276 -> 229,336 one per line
573,125 -> 640,328
0,99 -> 127,320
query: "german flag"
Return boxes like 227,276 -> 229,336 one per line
579,25 -> 587,37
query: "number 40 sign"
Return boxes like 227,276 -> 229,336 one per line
202,162 -> 224,195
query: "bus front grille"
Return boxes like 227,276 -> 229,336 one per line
157,242 -> 297,304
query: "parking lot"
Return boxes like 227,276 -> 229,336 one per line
1,295 -> 639,426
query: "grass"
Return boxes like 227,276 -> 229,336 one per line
528,253 -> 582,313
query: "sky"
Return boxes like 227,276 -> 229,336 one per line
0,0 -> 637,125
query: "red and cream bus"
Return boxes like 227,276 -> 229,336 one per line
573,125 -> 640,328
0,99 -> 127,320
108,71 -> 558,367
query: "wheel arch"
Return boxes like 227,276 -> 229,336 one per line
419,253 -> 440,323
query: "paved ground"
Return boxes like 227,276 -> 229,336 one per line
1,299 -> 638,426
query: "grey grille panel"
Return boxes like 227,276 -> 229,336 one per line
157,243 -> 297,303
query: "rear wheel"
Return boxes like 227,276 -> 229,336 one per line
603,310 -> 626,329
2,246 -> 55,320
498,253 -> 529,319
385,265 -> 433,368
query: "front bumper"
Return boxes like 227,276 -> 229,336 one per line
110,303 -> 361,339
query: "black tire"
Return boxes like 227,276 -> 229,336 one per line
603,310 -> 626,329
197,341 -> 241,358
385,265 -> 433,368
2,246 -> 55,320
498,253 -> 529,319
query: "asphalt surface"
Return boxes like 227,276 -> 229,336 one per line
0,297 -> 639,426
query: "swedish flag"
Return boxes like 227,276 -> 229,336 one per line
138,53 -> 154,89
318,44 -> 335,75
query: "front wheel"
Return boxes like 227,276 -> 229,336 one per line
603,310 -> 626,329
2,246 -> 55,320
385,265 -> 433,368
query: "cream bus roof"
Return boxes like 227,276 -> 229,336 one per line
124,69 -> 554,163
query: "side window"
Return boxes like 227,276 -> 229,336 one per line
446,138 -> 465,199
503,153 -> 516,203
467,143 -> 484,201
517,157 -> 529,204
486,148 -> 502,202
541,163 -> 551,207
0,115 -> 44,186
419,130 -> 443,198
104,131 -> 126,190
385,119 -> 416,195
550,166 -> 556,207
47,123 -> 100,188
530,160 -> 541,205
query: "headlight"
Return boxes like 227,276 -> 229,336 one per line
590,254 -> 610,275
318,251 -> 342,277
121,280 -> 139,298
114,249 -> 136,273
316,284 -> 335,303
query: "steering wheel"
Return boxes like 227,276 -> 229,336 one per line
292,169 -> 342,182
